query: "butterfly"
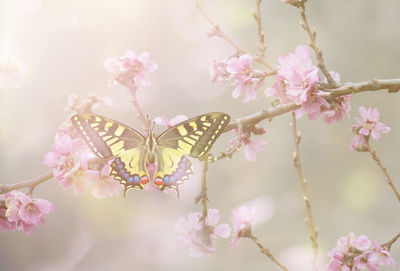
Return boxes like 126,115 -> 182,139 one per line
71,112 -> 230,196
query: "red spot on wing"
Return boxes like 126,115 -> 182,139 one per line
140,176 -> 149,186
154,177 -> 163,187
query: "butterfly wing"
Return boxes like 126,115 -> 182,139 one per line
153,146 -> 193,194
154,112 -> 230,193
71,114 -> 146,158
71,114 -> 149,193
109,147 -> 150,194
157,112 -> 230,159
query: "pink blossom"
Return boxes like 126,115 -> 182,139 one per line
350,135 -> 368,151
0,191 -> 53,235
154,114 -> 188,128
320,95 -> 352,124
64,93 -> 112,113
352,106 -> 390,141
175,208 -> 231,257
230,206 -> 256,248
230,129 -> 267,162
326,233 -> 396,271
266,45 -> 320,105
0,44 -> 26,87
210,58 -> 230,85
91,163 -> 123,199
105,50 -> 157,89
226,54 -> 263,103
44,134 -> 99,194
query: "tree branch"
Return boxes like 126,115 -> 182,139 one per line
195,1 -> 273,70
290,113 -> 319,271
381,231 -> 400,251
0,170 -> 53,195
224,78 -> 400,133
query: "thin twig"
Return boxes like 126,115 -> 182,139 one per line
366,143 -> 400,202
298,3 -> 335,87
195,1 -> 273,70
381,232 -> 400,251
128,88 -> 151,132
209,123 -> 243,163
0,170 -> 53,195
248,233 -> 289,271
290,112 -> 319,271
252,0 -> 267,57
195,154 -> 210,221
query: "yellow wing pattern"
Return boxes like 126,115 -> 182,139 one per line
71,114 -> 145,158
109,147 -> 150,195
157,112 -> 230,159
153,146 -> 193,194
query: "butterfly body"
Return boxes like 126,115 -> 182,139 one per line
71,112 -> 230,196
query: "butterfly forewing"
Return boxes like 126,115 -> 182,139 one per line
71,114 -> 146,158
157,112 -> 230,159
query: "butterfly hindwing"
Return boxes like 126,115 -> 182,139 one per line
110,147 -> 150,194
71,114 -> 146,158
157,112 -> 230,160
153,146 -> 193,193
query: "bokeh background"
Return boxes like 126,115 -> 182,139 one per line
1,0 -> 400,270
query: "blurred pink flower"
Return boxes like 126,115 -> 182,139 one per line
44,134 -> 99,194
227,54 -> 263,103
231,206 -> 256,248
0,46 -> 26,87
230,129 -> 267,162
0,191 -> 53,235
154,114 -> 188,128
91,163 -> 123,199
210,58 -> 230,85
105,50 -> 157,89
352,106 -> 390,141
64,93 -> 112,113
175,208 -> 231,257
327,233 -> 396,271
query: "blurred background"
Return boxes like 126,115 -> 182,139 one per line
1,0 -> 400,270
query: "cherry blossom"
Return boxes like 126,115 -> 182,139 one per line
175,208 -> 231,257
154,114 -> 188,128
64,93 -> 112,114
266,45 -> 320,105
91,163 -> 123,199
226,54 -> 264,103
44,134 -> 99,194
230,206 -> 256,248
326,233 -> 396,271
352,106 -> 390,141
210,58 -> 230,85
230,129 -> 267,162
105,50 -> 158,89
0,191 -> 53,235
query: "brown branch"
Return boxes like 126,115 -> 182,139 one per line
195,154 -> 210,222
252,0 -> 267,57
247,233 -> 288,271
224,78 -> 400,133
298,3 -> 336,87
328,79 -> 400,97
0,170 -> 53,195
290,112 -> 319,271
195,1 -> 273,70
381,232 -> 400,251
366,143 -> 400,202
